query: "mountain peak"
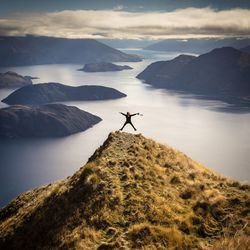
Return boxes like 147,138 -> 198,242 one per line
210,46 -> 240,53
0,132 -> 249,249
173,54 -> 196,61
206,46 -> 243,57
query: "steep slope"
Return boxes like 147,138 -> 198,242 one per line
0,104 -> 102,138
0,132 -> 249,249
137,47 -> 250,98
137,55 -> 195,84
0,36 -> 141,67
0,71 -> 32,88
2,82 -> 126,105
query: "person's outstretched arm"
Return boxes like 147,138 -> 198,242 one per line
120,112 -> 126,116
131,113 -> 140,116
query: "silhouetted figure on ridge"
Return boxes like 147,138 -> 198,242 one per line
119,112 -> 141,131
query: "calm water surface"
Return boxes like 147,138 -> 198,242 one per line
0,49 -> 250,207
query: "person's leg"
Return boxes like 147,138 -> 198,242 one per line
129,122 -> 137,131
120,122 -> 127,131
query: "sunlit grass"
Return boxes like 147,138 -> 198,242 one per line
0,131 -> 249,249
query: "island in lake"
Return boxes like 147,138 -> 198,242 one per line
0,104 -> 102,138
78,62 -> 133,72
2,82 -> 127,105
137,47 -> 250,101
0,71 -> 33,88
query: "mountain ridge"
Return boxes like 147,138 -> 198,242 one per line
0,131 -> 249,249
144,38 -> 250,54
0,36 -> 141,67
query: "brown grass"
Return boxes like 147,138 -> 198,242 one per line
127,223 -> 192,249
206,235 -> 250,250
0,131 -> 249,249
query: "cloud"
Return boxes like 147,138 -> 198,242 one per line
0,7 -> 250,39
113,5 -> 125,11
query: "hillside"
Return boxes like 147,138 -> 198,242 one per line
0,36 -> 141,67
0,104 -> 101,138
0,71 -> 32,88
242,45 -> 250,54
0,132 -> 249,249
137,55 -> 195,83
137,47 -> 250,99
2,82 -> 126,105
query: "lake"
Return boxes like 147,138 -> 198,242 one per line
0,49 -> 250,207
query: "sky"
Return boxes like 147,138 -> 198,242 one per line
0,0 -> 250,40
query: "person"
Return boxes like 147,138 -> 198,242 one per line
119,112 -> 140,131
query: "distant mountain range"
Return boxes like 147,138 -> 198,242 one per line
0,36 -> 141,67
144,38 -> 250,54
2,82 -> 126,105
0,104 -> 101,138
78,62 -> 133,72
137,47 -> 250,100
99,39 -> 154,48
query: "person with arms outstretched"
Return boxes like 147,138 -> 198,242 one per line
120,112 -> 140,131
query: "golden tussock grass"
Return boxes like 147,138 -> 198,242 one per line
207,235 -> 250,250
0,131 -> 249,249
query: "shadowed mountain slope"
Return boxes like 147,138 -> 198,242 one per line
241,45 -> 250,54
0,36 -> 141,67
137,47 -> 250,99
0,132 -> 249,249
137,54 -> 195,84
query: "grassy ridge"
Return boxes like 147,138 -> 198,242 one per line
0,132 -> 249,249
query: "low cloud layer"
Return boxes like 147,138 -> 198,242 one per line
0,7 -> 250,39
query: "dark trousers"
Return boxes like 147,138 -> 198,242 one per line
120,121 -> 136,131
